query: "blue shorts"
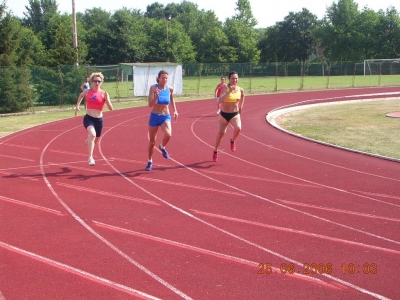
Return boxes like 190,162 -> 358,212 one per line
149,112 -> 171,127
83,114 -> 104,137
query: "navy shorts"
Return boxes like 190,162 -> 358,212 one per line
149,112 -> 171,127
83,114 -> 104,137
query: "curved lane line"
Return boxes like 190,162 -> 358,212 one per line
98,109 -> 391,300
38,123 -> 193,300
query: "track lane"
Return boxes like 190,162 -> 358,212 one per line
1,87 -> 399,299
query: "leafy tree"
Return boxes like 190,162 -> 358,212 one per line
375,7 -> 400,58
79,7 -> 111,29
15,26 -> 47,66
232,0 -> 257,28
173,3 -> 231,63
22,0 -> 58,34
355,8 -> 381,60
145,2 -> 165,19
107,8 -> 148,64
166,20 -> 196,63
273,9 -> 318,62
0,5 -> 32,112
324,0 -> 361,61
173,1 -> 203,43
223,0 -> 260,63
80,8 -> 113,64
44,13 -> 87,66
198,30 -> 237,63
144,17 -> 195,63
258,25 -> 280,62
0,3 -> 20,65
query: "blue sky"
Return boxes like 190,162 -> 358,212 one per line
4,0 -> 399,28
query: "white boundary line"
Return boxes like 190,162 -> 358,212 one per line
96,110 -> 391,299
266,96 -> 400,163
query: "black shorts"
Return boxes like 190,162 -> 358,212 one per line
220,111 -> 239,122
83,114 -> 104,137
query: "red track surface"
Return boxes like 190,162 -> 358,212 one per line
1,88 -> 399,299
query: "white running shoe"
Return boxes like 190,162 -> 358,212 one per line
88,158 -> 95,166
217,109 -> 220,114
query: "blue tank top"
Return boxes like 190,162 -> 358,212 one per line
156,85 -> 170,105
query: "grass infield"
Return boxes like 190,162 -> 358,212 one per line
275,99 -> 400,160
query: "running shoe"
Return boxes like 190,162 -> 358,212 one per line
230,139 -> 236,152
159,145 -> 169,159
146,161 -> 153,171
217,109 -> 220,114
213,151 -> 218,162
88,158 -> 95,166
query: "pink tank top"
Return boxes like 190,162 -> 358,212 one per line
86,89 -> 105,110
216,83 -> 226,97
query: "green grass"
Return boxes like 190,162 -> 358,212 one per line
103,74 -> 400,99
0,100 -> 148,137
1,75 -> 400,161
276,100 -> 400,160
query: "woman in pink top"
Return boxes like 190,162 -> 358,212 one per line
74,72 -> 113,166
214,76 -> 226,114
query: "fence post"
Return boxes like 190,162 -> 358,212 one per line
274,62 -> 278,92
326,62 -> 331,89
115,66 -> 120,102
58,66 -> 64,108
299,61 -> 304,90
22,66 -> 34,113
249,63 -> 252,94
196,63 -> 203,96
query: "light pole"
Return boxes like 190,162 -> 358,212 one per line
72,0 -> 79,66
166,15 -> 171,62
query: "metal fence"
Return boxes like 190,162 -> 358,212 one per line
1,61 -> 400,113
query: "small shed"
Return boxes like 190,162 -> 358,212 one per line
119,63 -> 183,97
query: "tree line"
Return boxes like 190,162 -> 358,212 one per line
2,0 -> 399,67
0,0 -> 399,113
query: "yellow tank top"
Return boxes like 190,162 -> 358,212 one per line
224,86 -> 241,103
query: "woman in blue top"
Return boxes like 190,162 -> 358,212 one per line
80,76 -> 90,109
146,70 -> 178,171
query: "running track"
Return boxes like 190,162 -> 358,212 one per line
1,88 -> 399,299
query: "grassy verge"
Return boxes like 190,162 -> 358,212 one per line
275,100 -> 400,160
104,74 -> 400,99
0,100 -> 148,137
0,94 -> 208,137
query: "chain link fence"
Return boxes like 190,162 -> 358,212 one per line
1,61 -> 400,113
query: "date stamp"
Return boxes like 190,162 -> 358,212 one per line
258,263 -> 377,275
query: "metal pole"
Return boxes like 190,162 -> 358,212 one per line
166,15 -> 171,62
72,0 -> 79,66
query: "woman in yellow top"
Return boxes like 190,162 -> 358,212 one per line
213,71 -> 245,162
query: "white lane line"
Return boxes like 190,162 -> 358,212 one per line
0,195 -> 63,216
242,132 -> 400,183
99,124 -> 390,300
56,183 -> 160,206
191,209 -> 400,254
39,123 -> 193,299
191,114 -> 400,245
277,199 -> 400,222
0,241 -> 161,300
93,220 -> 342,289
